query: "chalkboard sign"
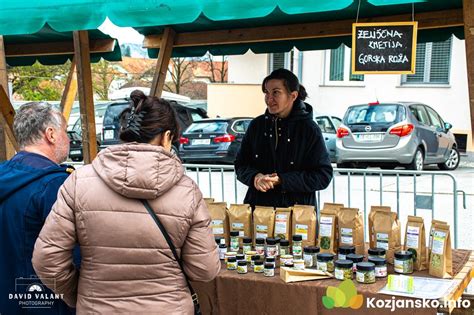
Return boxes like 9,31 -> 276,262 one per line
352,22 -> 417,74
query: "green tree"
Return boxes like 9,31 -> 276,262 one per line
91,59 -> 122,100
9,61 -> 69,101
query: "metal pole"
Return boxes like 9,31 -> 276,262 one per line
396,173 -> 400,218
332,173 -> 336,203
431,174 -> 435,219
414,174 -> 417,217
208,167 -> 212,198
363,173 -> 367,242
234,172 -> 238,204
347,172 -> 351,207
452,176 -> 458,248
379,173 -> 383,205
221,168 -> 225,202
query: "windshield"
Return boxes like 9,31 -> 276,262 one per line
103,104 -> 128,125
345,105 -> 403,124
186,121 -> 228,134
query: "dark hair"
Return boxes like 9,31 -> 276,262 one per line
119,90 -> 179,144
261,68 -> 307,101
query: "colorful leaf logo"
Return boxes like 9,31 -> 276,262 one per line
322,279 -> 363,309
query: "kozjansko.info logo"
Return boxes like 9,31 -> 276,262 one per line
322,279 -> 364,310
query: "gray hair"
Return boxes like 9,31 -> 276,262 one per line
13,102 -> 64,148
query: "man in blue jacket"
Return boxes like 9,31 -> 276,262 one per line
0,102 -> 75,314
235,69 -> 333,208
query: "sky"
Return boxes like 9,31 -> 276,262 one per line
98,18 -> 144,44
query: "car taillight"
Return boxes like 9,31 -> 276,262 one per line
179,137 -> 189,144
213,134 -> 235,143
336,127 -> 350,138
389,124 -> 414,137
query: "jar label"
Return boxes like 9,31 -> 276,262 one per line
340,228 -> 353,245
267,247 -> 277,257
275,214 -> 289,234
295,224 -> 308,241
243,245 -> 252,254
406,226 -> 420,248
335,269 -> 344,280
376,233 -> 389,250
304,254 -> 313,267
211,220 -> 224,235
255,246 -> 265,255
356,271 -> 365,283
432,231 -> 446,255
320,217 -> 333,237
254,265 -> 264,273
375,266 -> 387,277
317,261 -> 327,272
293,245 -> 302,256
237,265 -> 247,273
219,249 -> 226,260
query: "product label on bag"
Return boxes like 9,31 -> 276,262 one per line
341,228 -> 353,244
295,224 -> 309,240
232,222 -> 245,237
376,233 -> 389,250
406,226 -> 420,248
212,220 -> 224,235
432,231 -> 446,255
320,217 -> 333,237
256,225 -> 268,239
275,214 -> 289,234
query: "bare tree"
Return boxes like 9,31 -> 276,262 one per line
203,53 -> 228,83
164,58 -> 195,94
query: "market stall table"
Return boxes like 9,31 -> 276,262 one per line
192,249 -> 473,315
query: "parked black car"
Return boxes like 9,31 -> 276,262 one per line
67,130 -> 101,162
179,117 -> 252,164
101,100 -> 208,154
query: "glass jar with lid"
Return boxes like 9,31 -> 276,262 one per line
292,235 -> 303,259
394,251 -> 414,274
237,261 -> 248,274
265,238 -> 277,257
255,238 -> 265,255
368,257 -> 387,278
264,263 -> 275,277
346,254 -> 364,272
338,245 -> 356,260
242,237 -> 252,254
335,260 -> 353,280
303,246 -> 320,268
227,256 -> 237,270
356,262 -> 376,284
254,260 -> 264,273
230,231 -> 240,252
316,253 -> 335,272
368,247 -> 386,260
280,239 -> 290,256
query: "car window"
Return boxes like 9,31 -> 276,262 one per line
232,120 -> 251,133
186,121 -> 228,134
331,116 -> 342,130
191,112 -> 204,122
103,104 -> 128,125
345,105 -> 400,124
411,105 -> 430,125
67,132 -> 81,141
425,106 -> 443,130
316,116 -> 336,133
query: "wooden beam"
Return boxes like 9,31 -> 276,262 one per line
60,59 -> 77,122
73,31 -> 97,164
144,9 -> 463,48
464,0 -> 474,149
5,38 -> 116,57
150,27 -> 175,98
0,35 -> 17,161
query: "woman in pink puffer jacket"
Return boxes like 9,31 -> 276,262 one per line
32,90 -> 220,314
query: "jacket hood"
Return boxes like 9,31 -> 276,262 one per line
265,100 -> 314,122
0,162 -> 65,202
92,143 -> 184,199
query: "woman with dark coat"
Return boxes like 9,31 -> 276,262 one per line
235,68 -> 333,208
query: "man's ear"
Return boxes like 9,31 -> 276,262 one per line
44,127 -> 56,144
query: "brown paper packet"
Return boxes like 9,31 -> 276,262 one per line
253,206 -> 275,244
203,198 -> 215,207
318,208 -> 338,254
227,204 -> 252,246
429,223 -> 453,278
428,219 -> 447,259
208,202 -> 229,245
372,208 -> 401,264
369,206 -> 392,248
292,205 -> 317,247
274,208 -> 292,241
338,207 -> 364,255
404,216 -> 427,271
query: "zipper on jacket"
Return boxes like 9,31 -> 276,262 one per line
274,118 -> 279,151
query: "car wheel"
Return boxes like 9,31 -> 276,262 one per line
438,147 -> 460,170
406,148 -> 424,171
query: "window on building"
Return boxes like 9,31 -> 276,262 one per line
402,37 -> 452,84
269,50 -> 294,72
326,45 -> 364,83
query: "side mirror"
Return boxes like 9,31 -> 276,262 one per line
444,122 -> 452,131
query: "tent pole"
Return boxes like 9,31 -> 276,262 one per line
73,31 -> 97,164
60,58 -> 77,122
464,0 -> 474,151
0,35 -> 17,161
150,27 -> 175,98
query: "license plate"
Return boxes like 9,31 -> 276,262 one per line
355,133 -> 383,141
192,139 -> 210,145
104,130 -> 114,140
70,150 -> 82,155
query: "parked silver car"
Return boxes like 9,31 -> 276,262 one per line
314,114 -> 342,163
336,102 -> 460,170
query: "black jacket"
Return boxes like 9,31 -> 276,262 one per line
235,100 -> 333,208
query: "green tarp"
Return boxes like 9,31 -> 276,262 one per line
4,26 -> 122,66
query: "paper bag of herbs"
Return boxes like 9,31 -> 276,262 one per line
228,204 -> 252,246
274,208 -> 292,241
292,205 -> 317,247
208,202 -> 229,245
429,223 -> 453,278
318,208 -> 338,254
338,207 -> 364,255
404,215 -> 427,271
369,206 -> 401,264
253,206 -> 275,244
